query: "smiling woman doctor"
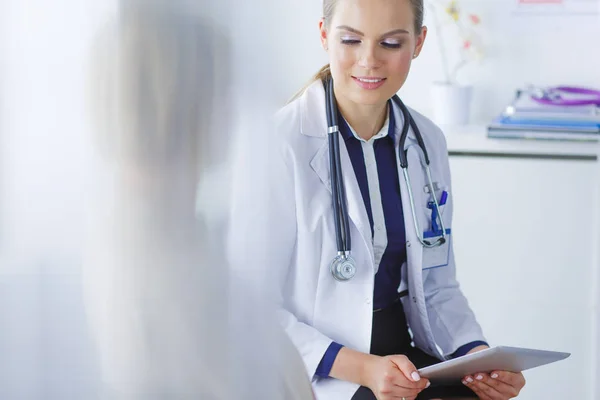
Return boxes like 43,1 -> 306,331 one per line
233,0 -> 528,399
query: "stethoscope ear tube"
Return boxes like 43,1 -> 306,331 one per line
388,96 -> 447,249
333,132 -> 351,251
326,76 -> 356,281
409,117 -> 430,165
327,77 -> 351,253
328,132 -> 344,252
392,95 -> 431,167
391,96 -> 446,247
326,78 -> 343,253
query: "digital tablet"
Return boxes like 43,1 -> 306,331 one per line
418,346 -> 570,383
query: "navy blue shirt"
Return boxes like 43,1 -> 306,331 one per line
341,104 -> 406,311
315,103 -> 488,378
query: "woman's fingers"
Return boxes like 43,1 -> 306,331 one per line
387,355 -> 422,384
380,371 -> 420,397
490,371 -> 526,390
373,356 -> 429,399
483,372 -> 521,398
463,374 -> 500,399
391,376 -> 430,391
463,372 -> 523,399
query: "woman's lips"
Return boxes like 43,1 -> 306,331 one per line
352,76 -> 386,90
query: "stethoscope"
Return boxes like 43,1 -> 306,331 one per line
325,77 -> 447,282
529,86 -> 600,107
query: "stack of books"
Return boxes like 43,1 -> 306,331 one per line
487,91 -> 600,142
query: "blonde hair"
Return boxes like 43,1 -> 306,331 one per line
287,0 -> 424,104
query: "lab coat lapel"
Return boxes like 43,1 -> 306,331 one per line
309,140 -> 374,264
393,105 -> 443,357
303,82 -> 374,264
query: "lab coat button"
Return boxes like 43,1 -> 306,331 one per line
366,298 -> 372,305
412,296 -> 417,303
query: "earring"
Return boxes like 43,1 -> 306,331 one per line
413,53 -> 418,59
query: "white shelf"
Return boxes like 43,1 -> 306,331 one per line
441,125 -> 600,159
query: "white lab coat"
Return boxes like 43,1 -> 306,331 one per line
229,80 -> 485,400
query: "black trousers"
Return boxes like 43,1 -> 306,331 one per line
351,299 -> 476,400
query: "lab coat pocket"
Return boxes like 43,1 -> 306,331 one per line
421,230 -> 451,270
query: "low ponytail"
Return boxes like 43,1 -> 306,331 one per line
286,64 -> 331,104
314,63 -> 332,82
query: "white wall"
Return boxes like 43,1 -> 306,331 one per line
251,0 -> 326,107
0,1 -> 116,397
0,0 -> 117,273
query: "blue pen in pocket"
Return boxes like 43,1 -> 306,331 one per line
427,190 -> 448,234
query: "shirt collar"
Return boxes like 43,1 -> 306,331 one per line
338,100 -> 396,143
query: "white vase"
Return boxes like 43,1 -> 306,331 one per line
430,82 -> 473,126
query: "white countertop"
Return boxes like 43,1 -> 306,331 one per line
441,125 -> 600,158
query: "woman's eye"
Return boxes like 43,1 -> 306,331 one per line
341,39 -> 361,45
382,41 -> 402,49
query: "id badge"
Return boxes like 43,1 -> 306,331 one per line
421,229 -> 451,270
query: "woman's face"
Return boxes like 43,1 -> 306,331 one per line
320,0 -> 427,107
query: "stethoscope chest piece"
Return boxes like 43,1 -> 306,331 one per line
330,254 -> 357,281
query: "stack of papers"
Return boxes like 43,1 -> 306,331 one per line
488,90 -> 600,142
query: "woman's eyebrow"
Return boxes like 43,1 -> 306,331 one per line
336,25 -> 364,35
336,25 -> 410,38
381,28 -> 410,37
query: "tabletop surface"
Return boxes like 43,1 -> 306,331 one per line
441,124 -> 600,159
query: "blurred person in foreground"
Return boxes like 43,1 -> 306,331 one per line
82,1 -> 314,398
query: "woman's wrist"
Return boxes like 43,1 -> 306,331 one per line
329,347 -> 379,387
358,351 -> 379,388
466,344 -> 490,355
